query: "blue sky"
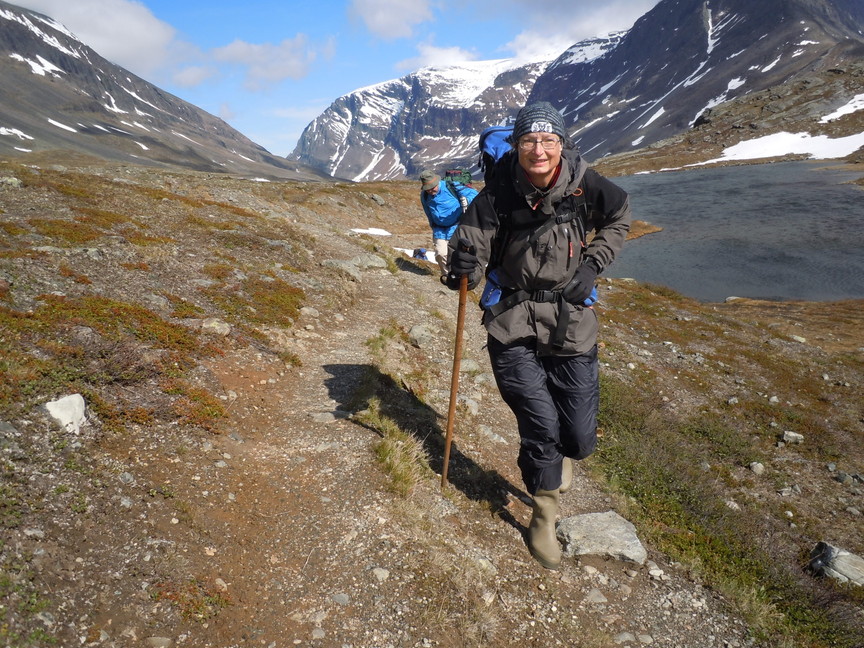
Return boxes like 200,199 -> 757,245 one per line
14,0 -> 660,157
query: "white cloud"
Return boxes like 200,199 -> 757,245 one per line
218,103 -> 236,121
212,36 -> 321,90
13,0 -> 178,77
172,65 -> 217,88
501,0 -> 660,63
396,40 -> 479,70
349,0 -> 433,39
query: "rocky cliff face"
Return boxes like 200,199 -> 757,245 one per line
0,0 -> 325,180
532,0 -> 864,158
292,0 -> 864,181
289,57 -> 562,182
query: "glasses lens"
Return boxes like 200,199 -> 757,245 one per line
519,138 -> 560,151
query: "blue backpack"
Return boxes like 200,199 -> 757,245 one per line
478,125 -> 514,182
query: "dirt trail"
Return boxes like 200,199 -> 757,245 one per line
141,251 -> 750,647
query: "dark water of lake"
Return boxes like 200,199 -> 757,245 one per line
605,161 -> 864,303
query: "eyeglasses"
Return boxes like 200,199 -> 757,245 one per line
517,137 -> 561,151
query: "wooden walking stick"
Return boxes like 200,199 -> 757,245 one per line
441,273 -> 468,489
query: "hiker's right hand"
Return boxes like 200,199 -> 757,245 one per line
449,238 -> 477,275
445,238 -> 477,290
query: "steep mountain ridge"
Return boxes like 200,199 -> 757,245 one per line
534,0 -> 864,157
0,1 -> 325,180
292,0 -> 864,181
289,56 -> 563,182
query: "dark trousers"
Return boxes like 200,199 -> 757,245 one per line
487,335 -> 599,495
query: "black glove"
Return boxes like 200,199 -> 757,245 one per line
449,238 -> 477,275
563,259 -> 599,304
444,238 -> 477,290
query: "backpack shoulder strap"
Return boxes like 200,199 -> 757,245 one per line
445,179 -> 459,200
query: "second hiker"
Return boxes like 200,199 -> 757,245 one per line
419,170 -> 478,278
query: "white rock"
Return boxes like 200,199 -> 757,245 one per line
783,431 -> 804,444
44,394 -> 87,434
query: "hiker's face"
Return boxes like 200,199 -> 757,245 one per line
424,185 -> 439,196
517,133 -> 562,186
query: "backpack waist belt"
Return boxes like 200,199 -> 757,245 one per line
486,288 -> 570,349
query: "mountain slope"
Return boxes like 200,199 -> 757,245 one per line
1,155 -> 862,647
0,1 -> 326,180
292,0 -> 864,181
532,0 -> 864,157
289,55 -> 567,182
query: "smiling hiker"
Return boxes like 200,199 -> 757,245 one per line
443,101 -> 632,570
419,169 -> 478,279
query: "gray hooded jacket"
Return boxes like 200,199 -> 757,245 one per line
449,148 -> 631,356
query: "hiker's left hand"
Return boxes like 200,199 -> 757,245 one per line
563,259 -> 598,304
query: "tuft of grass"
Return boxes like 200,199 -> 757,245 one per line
364,318 -> 408,359
120,261 -> 150,271
124,231 -> 175,246
0,222 -> 27,236
203,276 -> 304,328
29,218 -> 101,246
0,295 -> 209,418
163,294 -> 205,319
58,264 -> 91,284
203,263 -> 234,281
356,397 -> 430,496
72,206 -> 131,228
161,379 -> 226,432
151,579 -> 231,621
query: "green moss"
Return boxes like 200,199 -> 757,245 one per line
204,277 -> 304,328
28,218 -> 102,245
594,374 -> 864,647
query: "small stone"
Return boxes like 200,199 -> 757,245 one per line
749,462 -> 765,475
331,593 -> 350,605
585,589 -> 608,604
638,635 -> 655,645
144,638 -> 172,648
782,431 -> 804,444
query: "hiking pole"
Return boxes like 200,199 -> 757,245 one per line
441,273 -> 468,489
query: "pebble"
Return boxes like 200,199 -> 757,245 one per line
585,589 -> 608,604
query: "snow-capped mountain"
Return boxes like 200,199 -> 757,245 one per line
288,52 -> 581,182
292,0 -> 864,181
0,1 -> 324,180
532,0 -> 864,158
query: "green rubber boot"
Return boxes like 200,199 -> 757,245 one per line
527,488 -> 561,570
559,458 -> 573,494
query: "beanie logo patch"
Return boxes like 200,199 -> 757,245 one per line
530,120 -> 555,133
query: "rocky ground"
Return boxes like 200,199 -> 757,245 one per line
0,152 -> 862,648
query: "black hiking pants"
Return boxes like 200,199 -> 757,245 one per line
487,335 -> 599,495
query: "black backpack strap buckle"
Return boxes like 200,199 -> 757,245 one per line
531,289 -> 558,303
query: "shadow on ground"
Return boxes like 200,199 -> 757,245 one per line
322,363 -> 527,534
